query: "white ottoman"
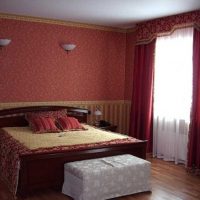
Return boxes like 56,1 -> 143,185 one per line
62,154 -> 151,200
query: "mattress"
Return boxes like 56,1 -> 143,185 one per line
2,125 -> 132,150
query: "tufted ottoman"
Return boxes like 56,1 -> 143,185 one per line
62,154 -> 151,200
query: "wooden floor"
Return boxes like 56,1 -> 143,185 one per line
1,158 -> 200,200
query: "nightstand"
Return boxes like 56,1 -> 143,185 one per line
99,125 -> 117,132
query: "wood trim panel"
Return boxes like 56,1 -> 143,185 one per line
0,100 -> 131,134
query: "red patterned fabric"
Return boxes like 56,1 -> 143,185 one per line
129,39 -> 156,152
187,28 -> 200,174
0,128 -> 139,195
25,109 -> 67,120
136,10 -> 200,43
28,117 -> 60,133
57,116 -> 85,131
0,130 -> 30,195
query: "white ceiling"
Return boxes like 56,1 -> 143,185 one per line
0,0 -> 200,29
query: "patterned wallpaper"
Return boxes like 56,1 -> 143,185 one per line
136,10 -> 200,43
0,19 -> 126,102
0,10 -> 199,103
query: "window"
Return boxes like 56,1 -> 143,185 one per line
153,27 -> 193,164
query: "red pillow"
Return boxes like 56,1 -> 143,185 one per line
57,116 -> 85,131
25,109 -> 67,121
28,117 -> 61,133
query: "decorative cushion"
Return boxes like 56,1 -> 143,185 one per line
25,109 -> 67,121
57,116 -> 85,131
28,116 -> 61,133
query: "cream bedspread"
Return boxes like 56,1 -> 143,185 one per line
2,125 -> 129,150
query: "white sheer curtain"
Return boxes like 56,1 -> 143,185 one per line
153,27 -> 193,164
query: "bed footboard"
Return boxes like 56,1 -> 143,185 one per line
18,141 -> 147,196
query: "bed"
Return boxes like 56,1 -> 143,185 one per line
0,105 -> 147,197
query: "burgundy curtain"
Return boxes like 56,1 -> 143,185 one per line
187,28 -> 200,173
129,39 -> 156,152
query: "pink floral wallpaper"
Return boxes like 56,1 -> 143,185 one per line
136,10 -> 200,42
0,10 -> 200,103
0,19 -> 126,102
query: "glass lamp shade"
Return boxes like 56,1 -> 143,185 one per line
0,39 -> 11,47
94,110 -> 102,116
94,109 -> 102,126
62,44 -> 76,51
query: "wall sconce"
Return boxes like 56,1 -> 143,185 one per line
62,43 -> 76,53
0,39 -> 11,47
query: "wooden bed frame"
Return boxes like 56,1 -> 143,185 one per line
0,106 -> 147,197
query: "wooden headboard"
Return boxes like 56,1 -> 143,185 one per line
0,106 -> 90,128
